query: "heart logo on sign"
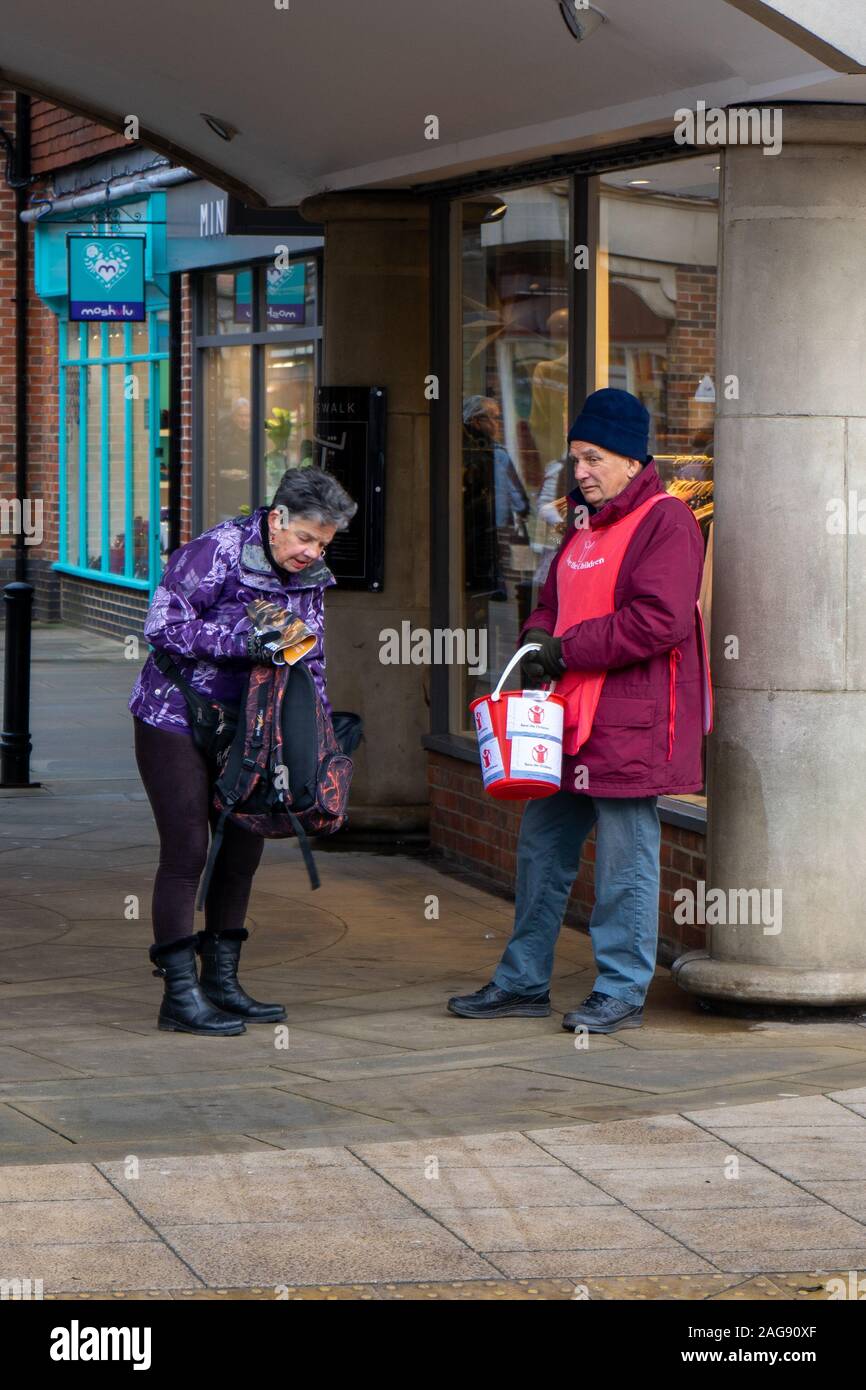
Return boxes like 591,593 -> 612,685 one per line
83,242 -> 132,288
266,266 -> 292,292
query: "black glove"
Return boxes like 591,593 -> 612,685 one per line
246,626 -> 284,665
520,628 -> 564,684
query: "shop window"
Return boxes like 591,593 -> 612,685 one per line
57,317 -> 169,589
447,162 -> 717,813
202,345 -> 253,524
598,159 -> 719,807
456,182 -> 571,725
201,270 -> 253,335
196,257 -> 322,530
263,342 -> 316,495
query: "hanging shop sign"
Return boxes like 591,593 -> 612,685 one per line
67,234 -> 146,322
234,263 -> 306,325
313,386 -> 386,592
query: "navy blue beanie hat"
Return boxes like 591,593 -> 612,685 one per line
567,388 -> 652,464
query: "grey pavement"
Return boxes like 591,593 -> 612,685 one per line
0,623 -> 865,1297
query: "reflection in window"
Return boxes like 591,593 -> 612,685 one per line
201,270 -> 253,335
263,343 -> 315,500
265,257 -> 317,330
458,183 -> 570,727
202,346 -> 252,526
598,158 -> 720,805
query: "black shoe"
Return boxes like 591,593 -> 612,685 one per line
197,928 -> 287,1024
150,936 -> 246,1036
562,990 -> 644,1034
447,980 -> 551,1019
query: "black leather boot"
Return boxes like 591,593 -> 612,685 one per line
149,935 -> 246,1036
196,928 -> 287,1023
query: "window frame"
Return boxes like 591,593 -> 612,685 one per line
55,314 -> 168,593
424,148 -> 717,833
191,252 -> 324,535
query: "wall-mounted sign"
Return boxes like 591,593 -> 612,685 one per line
234,263 -> 306,325
313,386 -> 386,591
164,179 -> 323,274
68,234 -> 146,321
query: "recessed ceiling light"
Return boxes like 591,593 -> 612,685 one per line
482,200 -> 508,223
557,1 -> 606,42
201,114 -> 238,142
628,179 -> 651,186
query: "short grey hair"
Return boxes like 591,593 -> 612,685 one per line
270,466 -> 357,531
463,394 -> 496,427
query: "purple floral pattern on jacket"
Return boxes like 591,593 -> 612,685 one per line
129,507 -> 336,735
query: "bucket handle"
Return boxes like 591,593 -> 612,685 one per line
491,644 -> 558,703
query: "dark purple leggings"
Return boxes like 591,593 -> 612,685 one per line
133,717 -> 265,946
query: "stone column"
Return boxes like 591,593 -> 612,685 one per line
674,105 -> 866,1005
298,193 -> 430,833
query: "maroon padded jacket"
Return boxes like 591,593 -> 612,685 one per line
520,461 -> 708,798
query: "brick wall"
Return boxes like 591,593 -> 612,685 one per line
427,750 -> 708,961
663,265 -> 717,453
30,101 -> 129,175
180,274 -> 193,543
0,91 -> 192,634
58,573 -> 148,640
0,92 -> 17,575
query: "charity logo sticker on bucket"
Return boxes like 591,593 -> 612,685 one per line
509,733 -> 562,785
479,736 -> 505,786
473,701 -> 494,740
506,693 -> 563,740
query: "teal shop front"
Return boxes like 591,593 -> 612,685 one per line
35,193 -> 171,603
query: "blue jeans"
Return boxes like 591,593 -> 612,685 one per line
493,791 -> 661,1007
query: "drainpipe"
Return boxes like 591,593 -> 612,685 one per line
13,93 -> 30,584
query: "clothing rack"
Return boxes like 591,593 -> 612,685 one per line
550,454 -> 714,524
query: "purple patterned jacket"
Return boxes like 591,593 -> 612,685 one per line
129,507 -> 335,735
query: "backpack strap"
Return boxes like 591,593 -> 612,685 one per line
152,649 -> 216,731
287,808 -> 320,890
196,807 -> 229,911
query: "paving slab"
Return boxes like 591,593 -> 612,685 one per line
797,1182 -> 866,1218
0,1239 -> 201,1293
279,1034 -> 621,1083
284,1065 -> 648,1124
585,1164 -> 818,1210
511,1046 -> 865,1093
367,1164 -> 615,1211
722,1137 -> 866,1181
101,1160 -> 417,1227
7,1027 -> 408,1079
159,1217 -> 500,1286
0,1161 -> 113,1201
646,1205 -> 866,1256
9,1087 -> 374,1143
352,1131 -> 582,1169
684,1095 -> 865,1128
0,1197 -> 155,1244
0,1047 -> 87,1083
478,1249 -> 718,1278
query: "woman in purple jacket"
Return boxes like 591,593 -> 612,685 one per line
130,467 -> 356,1036
449,389 -> 711,1034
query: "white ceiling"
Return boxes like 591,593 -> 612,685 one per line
2,0 -> 865,206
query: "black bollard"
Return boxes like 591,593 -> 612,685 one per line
0,582 -> 38,788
